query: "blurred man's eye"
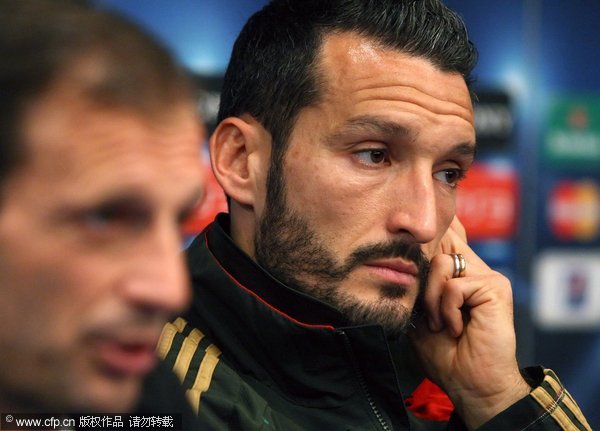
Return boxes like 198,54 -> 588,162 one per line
78,201 -> 151,235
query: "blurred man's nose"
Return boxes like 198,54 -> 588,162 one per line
120,222 -> 191,315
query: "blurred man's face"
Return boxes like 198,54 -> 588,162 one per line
0,83 -> 204,412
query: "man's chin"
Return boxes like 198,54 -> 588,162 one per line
335,294 -> 415,336
65,370 -> 144,413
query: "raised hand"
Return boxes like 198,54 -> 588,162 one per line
409,217 -> 531,429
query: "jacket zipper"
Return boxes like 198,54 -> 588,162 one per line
340,331 -> 392,431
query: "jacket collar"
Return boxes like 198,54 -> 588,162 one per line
205,213 -> 351,328
185,214 -> 426,407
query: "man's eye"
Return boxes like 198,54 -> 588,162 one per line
433,169 -> 465,187
355,149 -> 389,166
79,204 -> 149,233
81,211 -> 112,230
79,208 -> 125,231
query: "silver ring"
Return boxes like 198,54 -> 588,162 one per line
450,253 -> 466,278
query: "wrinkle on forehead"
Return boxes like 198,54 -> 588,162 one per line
318,32 -> 474,126
355,83 -> 473,124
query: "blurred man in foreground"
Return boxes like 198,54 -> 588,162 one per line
0,0 -> 204,414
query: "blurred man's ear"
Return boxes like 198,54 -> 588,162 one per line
209,115 -> 271,210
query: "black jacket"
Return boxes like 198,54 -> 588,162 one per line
135,361 -> 200,430
158,215 -> 591,430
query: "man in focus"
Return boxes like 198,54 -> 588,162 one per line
160,0 -> 591,429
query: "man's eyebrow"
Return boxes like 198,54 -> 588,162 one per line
325,115 -> 477,159
57,185 -> 206,219
326,115 -> 412,144
447,142 -> 477,161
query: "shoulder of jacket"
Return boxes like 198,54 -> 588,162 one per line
157,317 -> 223,414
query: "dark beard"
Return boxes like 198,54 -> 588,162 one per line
255,163 -> 430,337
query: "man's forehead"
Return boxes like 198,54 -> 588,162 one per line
320,31 -> 385,64
316,31 -> 472,107
24,84 -> 197,144
14,87 -> 200,187
287,31 -> 476,152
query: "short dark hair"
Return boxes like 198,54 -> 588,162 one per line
219,0 -> 477,166
0,0 -> 195,186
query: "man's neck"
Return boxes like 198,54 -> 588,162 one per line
228,206 -> 259,260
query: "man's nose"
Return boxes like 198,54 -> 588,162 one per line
386,171 -> 438,244
120,223 -> 191,315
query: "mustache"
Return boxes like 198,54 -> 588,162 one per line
346,241 -> 428,272
312,240 -> 430,281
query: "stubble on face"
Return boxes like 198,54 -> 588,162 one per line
255,164 -> 430,337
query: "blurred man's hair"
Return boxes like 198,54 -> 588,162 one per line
0,0 -> 196,186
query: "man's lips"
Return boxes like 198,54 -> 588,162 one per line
93,335 -> 159,377
364,259 -> 419,285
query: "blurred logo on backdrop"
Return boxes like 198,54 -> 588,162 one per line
464,91 -> 517,270
544,97 -> 600,168
195,74 -> 223,135
534,250 -> 600,329
456,159 -> 519,241
548,179 -> 600,242
473,91 -> 513,150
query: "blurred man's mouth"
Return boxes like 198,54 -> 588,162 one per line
93,334 -> 159,377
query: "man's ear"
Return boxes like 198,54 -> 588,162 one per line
209,116 -> 269,208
